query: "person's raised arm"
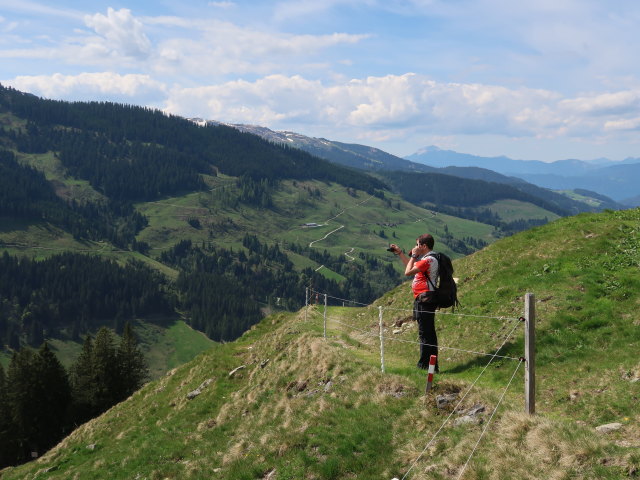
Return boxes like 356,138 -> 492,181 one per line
389,243 -> 410,267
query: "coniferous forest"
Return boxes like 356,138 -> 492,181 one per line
162,236 -> 399,341
0,252 -> 173,349
0,325 -> 147,468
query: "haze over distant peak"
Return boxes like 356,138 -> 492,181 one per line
411,145 -> 638,165
407,146 -> 640,205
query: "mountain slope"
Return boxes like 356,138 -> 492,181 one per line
218,122 -> 436,173
221,122 -> 624,212
408,146 -> 640,205
378,170 -> 594,217
3,207 -> 638,479
517,163 -> 640,205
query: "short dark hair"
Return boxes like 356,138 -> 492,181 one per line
417,233 -> 434,249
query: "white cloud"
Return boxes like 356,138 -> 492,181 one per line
7,72 -> 166,102
0,7 -> 368,78
152,20 -> 368,77
604,117 -> 640,132
560,91 -> 640,116
165,75 -> 324,124
83,8 -> 152,59
162,73 -> 640,146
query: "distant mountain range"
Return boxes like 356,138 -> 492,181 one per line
198,121 -> 434,173
407,146 -> 640,206
204,121 -> 627,210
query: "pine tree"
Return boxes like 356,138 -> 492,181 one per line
116,322 -> 148,401
0,363 -> 15,468
69,334 -> 96,424
5,348 -> 38,462
33,343 -> 70,452
91,327 -> 118,413
4,345 -> 71,463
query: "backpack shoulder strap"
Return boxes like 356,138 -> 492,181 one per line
424,252 -> 439,289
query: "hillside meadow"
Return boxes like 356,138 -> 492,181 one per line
1,208 -> 638,480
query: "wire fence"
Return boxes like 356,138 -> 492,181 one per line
304,286 -> 533,480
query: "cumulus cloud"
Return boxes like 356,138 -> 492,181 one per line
83,8 -> 152,59
162,73 -> 640,145
560,91 -> 640,116
165,75 -> 324,124
8,72 -> 166,103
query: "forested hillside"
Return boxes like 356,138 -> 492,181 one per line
0,85 -> 384,198
0,252 -> 172,349
382,171 -> 567,215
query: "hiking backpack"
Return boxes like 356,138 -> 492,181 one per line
426,252 -> 460,310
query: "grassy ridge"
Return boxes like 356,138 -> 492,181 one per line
482,198 -> 560,223
3,208 -> 638,479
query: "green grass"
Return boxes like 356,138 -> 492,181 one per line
138,319 -> 217,378
560,189 -> 612,208
17,151 -> 107,205
482,198 -> 560,223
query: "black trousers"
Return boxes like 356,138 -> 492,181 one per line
414,299 -> 439,370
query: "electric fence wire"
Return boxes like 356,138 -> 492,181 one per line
308,290 -> 371,307
308,288 -> 522,322
399,319 -> 523,480
455,358 -> 524,480
312,310 -> 521,361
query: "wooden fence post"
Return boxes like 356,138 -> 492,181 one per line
379,306 -> 385,373
304,287 -> 308,322
525,293 -> 536,414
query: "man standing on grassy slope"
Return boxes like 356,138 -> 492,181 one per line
389,233 -> 440,372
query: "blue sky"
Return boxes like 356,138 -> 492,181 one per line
1,0 -> 640,161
